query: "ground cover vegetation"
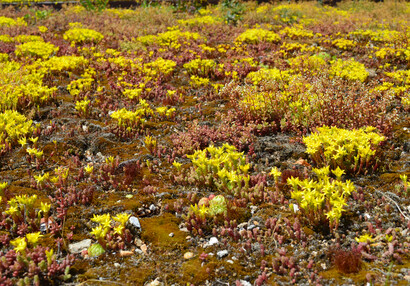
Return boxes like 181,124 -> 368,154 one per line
0,0 -> 409,285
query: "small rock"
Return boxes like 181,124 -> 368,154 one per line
238,222 -> 247,229
140,244 -> 148,254
129,216 -> 141,229
69,239 -> 92,254
217,250 -> 228,259
180,227 -> 189,232
227,260 -> 234,264
169,233 -> 174,237
184,252 -> 194,260
239,280 -> 252,286
146,278 -> 163,286
135,248 -> 143,255
119,250 -> 133,257
149,204 -> 157,212
134,238 -> 143,247
114,263 -> 120,267
209,237 -> 218,246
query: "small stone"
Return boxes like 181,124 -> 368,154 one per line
129,216 -> 141,229
239,280 -> 252,286
134,238 -> 143,247
209,237 -> 218,246
186,236 -> 192,240
114,263 -> 120,267
184,252 -> 194,260
69,239 -> 92,254
119,250 -> 133,257
169,233 -> 174,237
217,250 -> 228,259
149,204 -> 157,211
140,244 -> 148,254
238,222 -> 247,229
135,248 -> 143,255
227,260 -> 234,264
146,278 -> 163,286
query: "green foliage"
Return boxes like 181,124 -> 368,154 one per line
221,0 -> 244,26
88,243 -> 106,257
80,0 -> 109,12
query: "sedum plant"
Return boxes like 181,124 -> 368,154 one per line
329,58 -> 369,82
186,143 -> 251,192
0,110 -> 33,153
303,126 -> 385,175
15,42 -> 59,59
63,28 -> 104,44
288,166 -> 355,232
89,212 -> 132,253
236,28 -> 281,44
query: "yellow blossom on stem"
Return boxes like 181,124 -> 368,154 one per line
10,237 -> 27,253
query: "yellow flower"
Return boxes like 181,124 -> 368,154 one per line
90,225 -> 108,240
270,167 -> 282,182
355,233 -> 374,243
26,232 -> 42,246
10,237 -> 27,253
91,214 -> 111,229
84,163 -> 94,174
40,202 -> 51,214
113,224 -> 125,235
113,213 -> 130,226
331,167 -> 345,180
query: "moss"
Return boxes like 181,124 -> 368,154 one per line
140,212 -> 187,249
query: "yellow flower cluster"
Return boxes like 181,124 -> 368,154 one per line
288,166 -> 355,231
10,232 -> 42,253
145,57 -> 176,77
15,41 -> 59,59
246,68 -> 290,85
0,53 -> 8,62
0,110 -> 32,152
329,58 -> 368,82
0,16 -> 26,27
90,212 -> 130,240
63,28 -> 104,44
303,126 -> 385,174
183,58 -> 216,77
178,15 -> 220,26
332,38 -> 356,50
288,54 -> 327,73
0,62 -> 56,110
189,75 -> 210,88
187,144 -> 251,191
105,8 -> 136,19
280,25 -> 314,39
349,29 -> 401,43
67,68 -> 95,97
0,34 -> 43,43
137,29 -> 202,49
236,28 -> 281,44
36,55 -> 89,72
